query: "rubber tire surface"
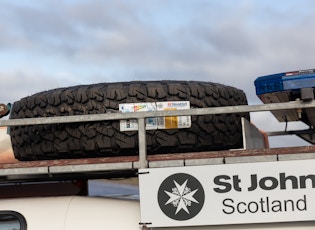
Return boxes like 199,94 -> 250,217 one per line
10,81 -> 249,160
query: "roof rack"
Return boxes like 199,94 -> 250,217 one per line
0,100 -> 314,183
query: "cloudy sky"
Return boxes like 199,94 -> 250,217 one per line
0,0 -> 314,147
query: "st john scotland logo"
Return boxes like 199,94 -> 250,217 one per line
157,173 -> 205,221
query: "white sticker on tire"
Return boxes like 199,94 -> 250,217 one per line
119,101 -> 191,131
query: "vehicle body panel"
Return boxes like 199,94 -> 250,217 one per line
0,196 -> 314,230
0,196 -> 140,230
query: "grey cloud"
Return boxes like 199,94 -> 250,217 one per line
0,0 -> 315,147
68,1 -> 141,30
0,70 -> 81,104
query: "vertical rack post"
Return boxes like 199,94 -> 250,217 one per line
138,118 -> 148,168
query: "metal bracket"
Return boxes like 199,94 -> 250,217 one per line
242,117 -> 269,149
301,88 -> 315,128
267,128 -> 315,145
301,88 -> 314,101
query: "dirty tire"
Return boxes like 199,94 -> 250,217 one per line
10,81 -> 249,160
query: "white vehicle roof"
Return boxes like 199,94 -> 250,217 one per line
0,196 -> 139,230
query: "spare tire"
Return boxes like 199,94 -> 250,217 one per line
10,81 -> 249,160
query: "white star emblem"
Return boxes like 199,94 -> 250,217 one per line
164,179 -> 199,215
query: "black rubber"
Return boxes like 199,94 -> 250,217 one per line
9,81 -> 249,160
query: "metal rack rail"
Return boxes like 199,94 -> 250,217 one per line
0,100 -> 314,183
